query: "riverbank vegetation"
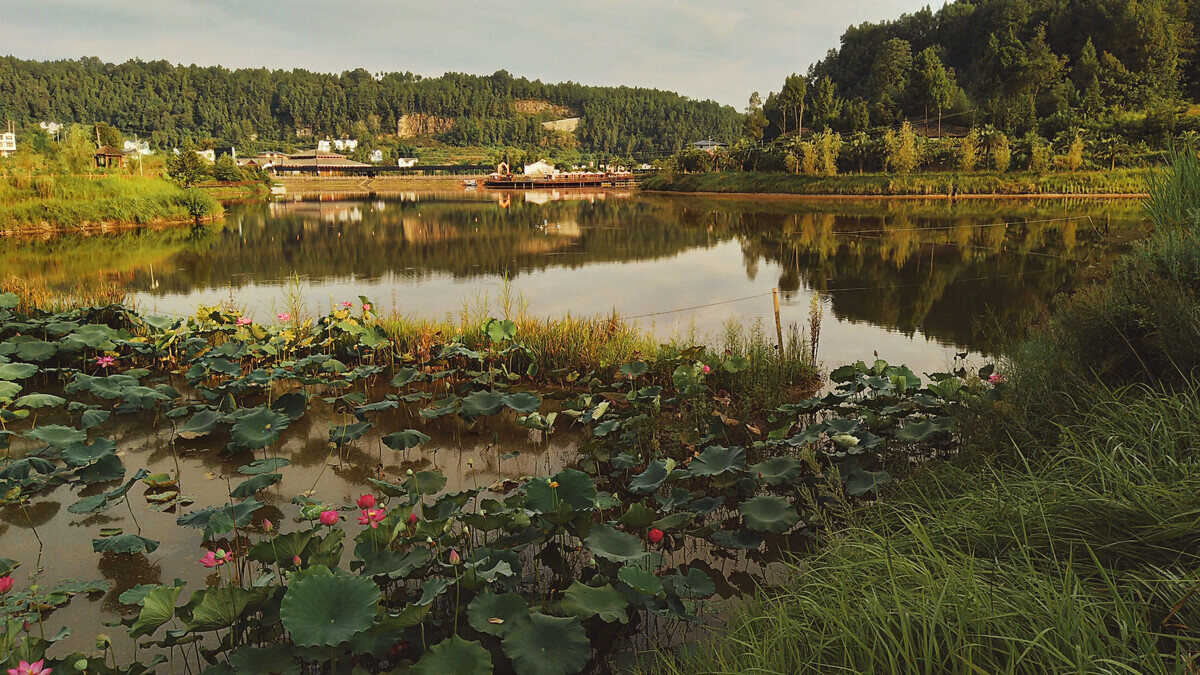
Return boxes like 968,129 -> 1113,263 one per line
0,123 -> 240,232
643,167 -> 1155,197
653,149 -> 1200,672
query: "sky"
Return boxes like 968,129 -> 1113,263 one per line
2,0 -> 942,107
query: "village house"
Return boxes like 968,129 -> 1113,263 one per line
270,150 -> 369,177
195,149 -> 216,162
0,123 -> 15,157
397,157 -> 418,168
369,149 -> 383,163
691,139 -> 727,154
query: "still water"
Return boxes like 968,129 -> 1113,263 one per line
9,190 -> 1145,372
0,189 -> 1146,660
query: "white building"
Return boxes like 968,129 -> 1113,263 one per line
332,138 -> 358,152
317,139 -> 331,152
369,149 -> 383,163
123,139 -> 152,155
38,121 -> 62,136
397,157 -> 418,168
522,160 -> 558,177
0,123 -> 15,157
194,149 -> 216,162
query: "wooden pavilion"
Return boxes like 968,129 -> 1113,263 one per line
94,145 -> 125,169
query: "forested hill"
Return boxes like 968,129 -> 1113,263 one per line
765,0 -> 1198,138
0,56 -> 742,155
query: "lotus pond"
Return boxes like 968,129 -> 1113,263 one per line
0,288 -> 1006,673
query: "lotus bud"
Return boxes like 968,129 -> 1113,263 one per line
74,658 -> 90,671
448,549 -> 461,565
262,518 -> 273,532
406,469 -> 414,476
292,555 -> 302,566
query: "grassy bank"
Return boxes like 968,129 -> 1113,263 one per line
655,150 -> 1200,673
641,168 -> 1156,197
0,174 -> 223,232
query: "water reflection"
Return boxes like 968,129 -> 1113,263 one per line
3,191 -> 1144,372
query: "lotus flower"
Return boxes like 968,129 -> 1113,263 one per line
292,554 -> 302,566
262,518 -> 273,532
356,494 -> 376,509
215,548 -> 234,565
7,659 -> 51,675
340,301 -> 354,309
988,373 -> 1004,384
407,512 -> 418,525
276,313 -> 291,322
362,303 -> 372,312
95,356 -> 115,368
236,317 -> 253,326
199,550 -> 219,568
357,508 -> 385,529
0,576 -> 12,594
319,510 -> 339,526
648,528 -> 664,544
448,549 -> 461,565
701,365 -> 711,374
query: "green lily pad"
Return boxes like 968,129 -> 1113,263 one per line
748,456 -> 804,485
230,472 -> 282,498
561,582 -> 629,623
738,496 -> 799,533
406,470 -> 447,495
618,565 -> 663,595
502,391 -> 541,413
15,340 -> 57,362
177,410 -> 224,439
280,568 -> 381,647
26,424 -> 87,448
0,362 -> 38,380
585,524 -> 646,563
710,529 -> 763,550
187,586 -> 261,631
687,445 -> 746,477
412,635 -> 493,674
629,460 -> 669,494
502,613 -> 590,675
14,393 -> 65,409
329,422 -> 373,445
127,583 -> 184,639
229,407 -> 291,451
382,429 -> 431,451
467,591 -> 530,637
270,392 -> 308,420
92,534 -> 159,555
237,458 -> 290,475
462,390 -> 505,418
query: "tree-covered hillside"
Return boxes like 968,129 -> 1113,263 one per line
0,57 -> 741,157
763,0 -> 1198,140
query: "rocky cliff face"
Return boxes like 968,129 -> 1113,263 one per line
396,114 -> 456,138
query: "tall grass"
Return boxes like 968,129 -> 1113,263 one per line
659,387 -> 1200,674
0,174 -> 222,231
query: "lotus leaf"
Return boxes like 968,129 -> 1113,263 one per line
0,362 -> 38,380
413,635 -> 493,674
462,390 -> 505,418
177,410 -> 223,439
629,460 -> 669,494
329,422 -> 373,445
229,407 -> 290,450
585,524 -> 646,563
237,458 -> 290,475
618,565 -> 663,595
92,534 -> 159,555
738,496 -> 800,533
467,591 -> 530,637
382,429 -> 430,451
26,424 -> 87,448
749,456 -> 804,485
187,586 -> 263,631
15,393 -> 64,409
561,582 -> 628,623
688,445 -> 746,477
502,613 -> 590,675
230,472 -> 282,498
127,584 -> 183,639
280,569 -> 380,647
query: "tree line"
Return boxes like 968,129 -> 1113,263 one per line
0,57 -> 742,157
749,0 -> 1198,146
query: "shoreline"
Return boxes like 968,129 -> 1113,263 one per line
643,189 -> 1148,201
0,213 -> 222,237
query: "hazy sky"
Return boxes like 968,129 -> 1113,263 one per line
3,0 -> 942,106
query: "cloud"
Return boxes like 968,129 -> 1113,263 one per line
5,0 -> 939,105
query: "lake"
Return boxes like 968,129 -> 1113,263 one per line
9,190 -> 1146,373
0,189 -> 1147,662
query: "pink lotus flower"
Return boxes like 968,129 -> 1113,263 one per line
319,510 -> 339,526
236,317 -> 253,326
362,303 -> 372,312
292,554 -> 302,566
276,313 -> 291,322
988,373 -> 1004,384
356,494 -> 376,509
0,576 -> 12,594
262,518 -> 273,532
648,528 -> 664,544
408,512 -> 418,525
357,508 -> 385,529
7,659 -> 51,675
199,550 -> 219,568
448,549 -> 461,565
95,356 -> 115,368
701,365 -> 711,374
340,301 -> 354,309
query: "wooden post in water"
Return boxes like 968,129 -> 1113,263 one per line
772,288 -> 784,354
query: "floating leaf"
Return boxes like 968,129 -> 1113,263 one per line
229,407 -> 290,451
26,424 -> 87,448
382,429 -> 430,451
280,568 -> 380,647
502,391 -> 541,413
467,591 -> 529,637
177,410 -> 223,440
561,582 -> 628,623
748,456 -> 804,486
93,534 -> 159,555
412,635 -> 493,675
502,614 -> 590,675
462,390 -> 505,418
237,458 -> 290,475
710,529 -> 763,550
585,524 -> 646,563
230,473 -> 282,498
687,445 -> 746,477
738,496 -> 799,533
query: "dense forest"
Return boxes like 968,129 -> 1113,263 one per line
0,56 -> 742,157
758,0 -> 1199,143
